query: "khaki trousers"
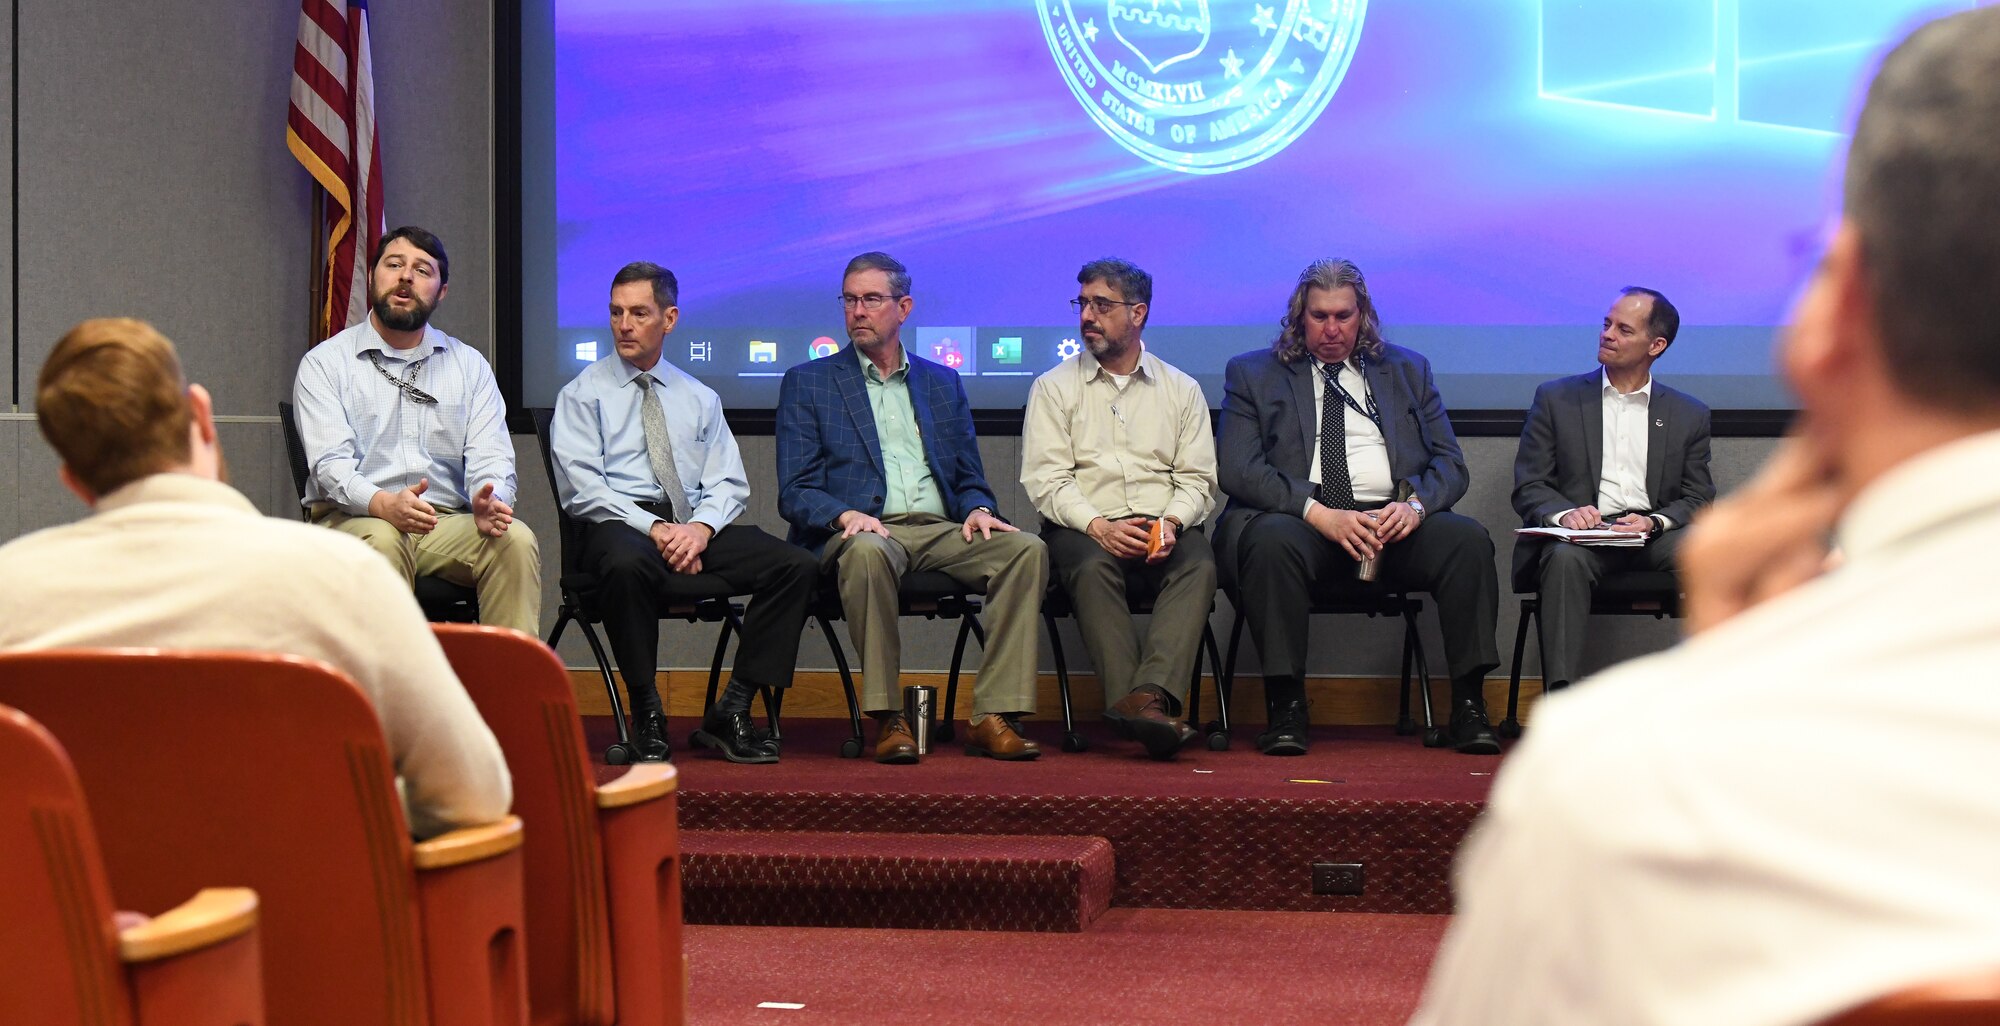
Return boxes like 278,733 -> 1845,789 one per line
821,513 -> 1047,718
319,508 -> 542,636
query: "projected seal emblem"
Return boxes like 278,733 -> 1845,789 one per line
1036,0 -> 1367,174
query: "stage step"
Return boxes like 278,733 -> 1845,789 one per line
682,830 -> 1115,933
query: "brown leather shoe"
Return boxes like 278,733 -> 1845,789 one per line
963,715 -> 1041,761
1104,684 -> 1198,760
875,713 -> 920,764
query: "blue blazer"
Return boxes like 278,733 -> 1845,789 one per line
1212,343 -> 1471,585
776,345 -> 1000,553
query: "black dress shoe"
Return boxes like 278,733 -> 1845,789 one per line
691,708 -> 780,764
631,711 -> 672,762
1256,698 -> 1311,756
1448,698 -> 1501,755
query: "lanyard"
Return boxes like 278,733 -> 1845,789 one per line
366,351 -> 438,405
1322,356 -> 1380,429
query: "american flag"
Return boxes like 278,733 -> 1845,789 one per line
286,0 -> 383,338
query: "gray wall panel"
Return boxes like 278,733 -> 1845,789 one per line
370,0 -> 495,357
17,424 -> 73,535
0,421 -> 18,542
16,1 -> 308,416
214,422 -> 275,519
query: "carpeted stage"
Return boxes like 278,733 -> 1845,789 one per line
587,716 -> 1498,924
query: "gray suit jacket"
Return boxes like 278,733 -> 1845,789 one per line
1509,370 -> 1715,590
1213,344 -> 1470,588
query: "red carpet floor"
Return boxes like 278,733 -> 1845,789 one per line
685,908 -> 1448,1026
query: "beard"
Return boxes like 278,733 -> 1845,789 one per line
372,288 -> 435,332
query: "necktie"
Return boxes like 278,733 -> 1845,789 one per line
638,374 -> 689,523
1315,364 -> 1357,510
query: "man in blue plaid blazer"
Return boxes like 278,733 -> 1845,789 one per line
777,252 -> 1049,764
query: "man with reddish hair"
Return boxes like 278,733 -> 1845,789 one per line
0,318 -> 510,839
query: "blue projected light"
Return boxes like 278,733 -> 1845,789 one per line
533,1 -> 1996,412
1540,1 -> 1718,119
1540,0 -> 1976,133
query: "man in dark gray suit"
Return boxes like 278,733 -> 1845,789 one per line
1217,259 -> 1501,755
1511,287 -> 1714,693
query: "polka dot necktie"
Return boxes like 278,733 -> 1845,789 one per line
1315,364 -> 1357,510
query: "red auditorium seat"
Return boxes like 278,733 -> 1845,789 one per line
0,650 -> 529,1026
0,703 -> 265,1026
431,624 -> 685,1026
1821,970 -> 2000,1026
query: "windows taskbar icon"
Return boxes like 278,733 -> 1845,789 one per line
748,339 -> 778,364
991,336 -> 1023,364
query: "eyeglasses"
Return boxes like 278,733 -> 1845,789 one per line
1070,296 -> 1140,315
838,293 -> 904,311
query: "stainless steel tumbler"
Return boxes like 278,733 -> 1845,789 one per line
903,685 -> 937,755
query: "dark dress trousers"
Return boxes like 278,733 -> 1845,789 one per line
1214,345 -> 1500,687
1510,371 -> 1714,687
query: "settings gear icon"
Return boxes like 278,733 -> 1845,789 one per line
1057,338 -> 1082,360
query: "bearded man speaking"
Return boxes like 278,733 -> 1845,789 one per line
293,226 -> 541,635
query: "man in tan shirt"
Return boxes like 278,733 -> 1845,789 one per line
1022,258 -> 1219,759
0,318 -> 511,839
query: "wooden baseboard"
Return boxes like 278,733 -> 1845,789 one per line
562,667 -> 1547,727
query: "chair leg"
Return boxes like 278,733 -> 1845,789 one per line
1046,609 -> 1086,753
1407,608 -> 1445,748
819,614 -> 865,759
1208,608 -> 1240,744
700,611 -> 736,720
762,686 -> 783,741
1500,600 -> 1534,740
1395,612 -> 1418,736
1201,622 -> 1229,750
574,616 -> 638,764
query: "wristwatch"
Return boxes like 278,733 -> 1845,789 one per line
1407,497 -> 1426,521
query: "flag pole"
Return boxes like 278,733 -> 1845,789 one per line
306,186 -> 326,348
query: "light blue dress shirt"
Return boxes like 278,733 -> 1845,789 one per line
294,320 -> 518,514
551,353 -> 749,537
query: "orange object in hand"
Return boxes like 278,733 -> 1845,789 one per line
1146,518 -> 1165,558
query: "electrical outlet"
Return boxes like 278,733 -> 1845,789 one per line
1311,861 -> 1364,896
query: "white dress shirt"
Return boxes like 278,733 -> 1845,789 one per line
294,320 -> 517,515
1413,428 -> 2000,1026
0,474 -> 511,839
1305,355 -> 1393,514
1550,370 -> 1666,527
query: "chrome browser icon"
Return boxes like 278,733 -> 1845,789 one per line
1036,0 -> 1367,174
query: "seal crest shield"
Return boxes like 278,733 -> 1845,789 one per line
1037,0 -> 1367,175
1109,0 -> 1212,74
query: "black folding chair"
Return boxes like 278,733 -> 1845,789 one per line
529,408 -> 748,763
1501,569 -> 1681,738
1217,583 -> 1443,748
819,569 -> 986,757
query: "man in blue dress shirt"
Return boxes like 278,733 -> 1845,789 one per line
551,262 -> 818,763
294,226 -> 541,636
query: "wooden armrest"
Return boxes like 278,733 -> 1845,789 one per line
413,814 -> 524,870
118,887 -> 259,963
597,762 -> 678,809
